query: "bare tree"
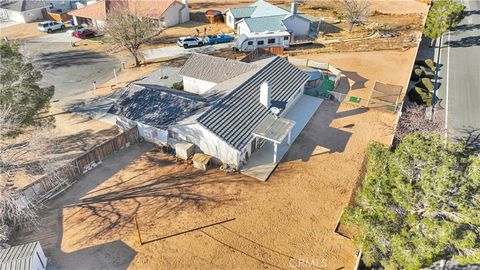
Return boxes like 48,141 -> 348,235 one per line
103,4 -> 165,67
394,105 -> 442,144
0,107 -> 64,244
342,0 -> 371,32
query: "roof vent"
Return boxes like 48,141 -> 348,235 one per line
260,81 -> 271,109
270,106 -> 280,117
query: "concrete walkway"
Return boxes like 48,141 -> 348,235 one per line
241,95 -> 324,181
141,43 -> 232,60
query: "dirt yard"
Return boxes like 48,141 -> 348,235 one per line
13,100 -> 395,269
7,107 -> 119,189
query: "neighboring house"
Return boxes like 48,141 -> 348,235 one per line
0,241 -> 48,270
68,0 -> 189,28
109,53 -> 311,169
0,0 -> 48,23
225,0 -> 316,42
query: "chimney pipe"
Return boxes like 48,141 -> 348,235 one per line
291,1 -> 298,14
260,81 -> 271,108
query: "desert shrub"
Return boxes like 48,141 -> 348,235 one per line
411,68 -> 424,81
415,78 -> 434,92
409,86 -> 432,106
172,81 -> 183,90
424,58 -> 436,71
419,66 -> 435,79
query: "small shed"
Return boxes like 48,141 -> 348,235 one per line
175,142 -> 194,160
205,10 -> 223,24
192,153 -> 212,171
0,241 -> 47,270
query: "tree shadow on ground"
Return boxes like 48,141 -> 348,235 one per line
282,100 -> 368,162
339,70 -> 368,90
34,50 -> 115,69
449,35 -> 480,48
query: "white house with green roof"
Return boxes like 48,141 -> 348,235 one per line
225,0 -> 315,40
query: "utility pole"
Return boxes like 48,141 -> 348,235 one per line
431,34 -> 442,120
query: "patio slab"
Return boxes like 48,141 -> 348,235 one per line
241,95 -> 324,181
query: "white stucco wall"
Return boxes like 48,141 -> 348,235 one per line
282,16 -> 310,37
162,1 -> 189,27
183,76 -> 217,95
236,20 -> 251,36
137,122 -> 168,144
225,11 -> 236,29
169,123 -> 241,166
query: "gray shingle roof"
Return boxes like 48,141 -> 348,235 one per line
228,6 -> 256,18
249,0 -> 291,18
0,242 -> 39,270
197,56 -> 309,150
243,15 -> 288,32
179,54 -> 255,83
108,84 -> 207,129
0,0 -> 47,12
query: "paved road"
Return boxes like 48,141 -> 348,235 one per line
141,42 -> 232,60
436,0 -> 480,139
19,31 -> 120,103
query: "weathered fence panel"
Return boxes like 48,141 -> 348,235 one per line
18,126 -> 140,205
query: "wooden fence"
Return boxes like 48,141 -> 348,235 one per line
190,12 -> 207,23
18,126 -> 140,204
42,10 -> 72,22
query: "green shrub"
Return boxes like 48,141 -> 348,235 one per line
172,81 -> 183,90
411,67 -> 424,81
424,58 -> 436,71
409,86 -> 432,106
420,66 -> 435,79
421,77 -> 435,91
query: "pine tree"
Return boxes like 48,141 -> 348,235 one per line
0,41 -> 54,126
344,133 -> 480,269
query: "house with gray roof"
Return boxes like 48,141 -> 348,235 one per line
109,53 -> 322,180
179,53 -> 255,94
0,0 -> 48,23
0,241 -> 47,270
226,0 -> 315,40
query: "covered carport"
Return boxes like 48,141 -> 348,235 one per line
241,95 -> 323,181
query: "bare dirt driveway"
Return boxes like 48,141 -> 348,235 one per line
19,31 -> 120,105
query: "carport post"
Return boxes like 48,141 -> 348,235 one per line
273,143 -> 278,163
287,131 -> 291,145
113,69 -> 118,84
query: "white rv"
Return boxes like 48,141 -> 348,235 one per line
233,31 -> 290,52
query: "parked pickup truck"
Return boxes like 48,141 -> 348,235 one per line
204,33 -> 235,44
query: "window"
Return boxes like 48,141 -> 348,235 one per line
268,38 -> 275,44
247,41 -> 253,45
257,40 -> 264,45
284,36 -> 289,40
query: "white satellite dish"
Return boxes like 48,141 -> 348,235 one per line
270,107 -> 280,115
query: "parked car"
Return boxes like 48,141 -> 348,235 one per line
73,28 -> 95,39
205,33 -> 235,44
66,26 -> 83,36
177,36 -> 204,49
37,21 -> 65,33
